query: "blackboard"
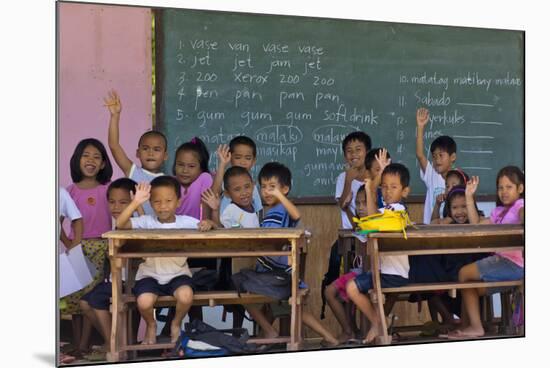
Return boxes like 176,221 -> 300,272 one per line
156,8 -> 524,198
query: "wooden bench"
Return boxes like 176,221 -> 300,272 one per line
363,224 -> 525,344
103,228 -> 308,362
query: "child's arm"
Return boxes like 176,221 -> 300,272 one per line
201,189 -> 222,227
364,178 -> 378,215
116,182 -> 151,229
270,188 -> 301,221
430,194 -> 445,222
211,145 -> 231,195
519,207 -> 525,224
431,216 -> 453,225
337,166 -> 359,210
345,207 -> 356,226
465,176 -> 491,224
415,107 -> 429,174
60,217 -> 83,251
105,90 -> 133,176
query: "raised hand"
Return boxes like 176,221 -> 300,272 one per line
375,148 -> 391,173
216,144 -> 231,167
345,163 -> 361,181
465,176 -> 480,197
266,186 -> 284,200
133,182 -> 151,205
103,89 -> 122,115
201,188 -> 220,211
416,107 -> 429,128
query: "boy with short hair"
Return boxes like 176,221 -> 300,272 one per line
415,107 -> 457,224
105,90 -> 168,214
346,161 -> 411,344
246,162 -> 338,346
116,176 -> 216,344
211,136 -> 263,217
336,131 -> 372,230
79,178 -> 138,357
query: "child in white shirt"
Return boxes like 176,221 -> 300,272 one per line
116,176 -> 215,344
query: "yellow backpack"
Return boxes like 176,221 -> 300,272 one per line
353,210 -> 414,239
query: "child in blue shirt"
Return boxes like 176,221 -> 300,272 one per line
246,162 -> 338,346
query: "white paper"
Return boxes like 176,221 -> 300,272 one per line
59,244 -> 97,297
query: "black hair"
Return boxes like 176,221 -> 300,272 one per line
70,138 -> 113,185
496,166 -> 525,206
138,130 -> 168,151
150,175 -> 181,199
172,137 -> 210,175
107,178 -> 137,199
357,184 -> 366,195
258,162 -> 292,191
229,135 -> 257,158
430,135 -> 457,155
365,148 -> 391,170
341,131 -> 372,153
446,168 -> 469,186
223,166 -> 253,189
443,185 -> 483,220
381,163 -> 410,188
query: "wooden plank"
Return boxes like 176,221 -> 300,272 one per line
379,246 -> 524,257
103,228 -> 305,240
367,224 -> 523,239
381,280 -> 523,293
116,251 -> 290,258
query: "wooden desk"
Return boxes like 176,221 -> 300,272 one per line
103,228 -> 307,362
365,224 -> 524,344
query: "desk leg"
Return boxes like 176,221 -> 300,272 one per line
369,239 -> 391,345
107,240 -> 125,362
287,239 -> 302,351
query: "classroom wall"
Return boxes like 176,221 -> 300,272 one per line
58,2 -> 152,188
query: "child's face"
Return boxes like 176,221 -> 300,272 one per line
355,190 -> 368,218
260,177 -> 289,207
80,144 -> 105,179
445,174 -> 462,195
367,160 -> 382,179
497,175 -> 524,206
225,174 -> 254,209
449,195 -> 468,224
431,148 -> 456,175
174,150 -> 202,187
108,188 -> 132,219
230,144 -> 256,171
344,140 -> 368,169
136,135 -> 167,172
150,186 -> 180,223
381,173 -> 409,204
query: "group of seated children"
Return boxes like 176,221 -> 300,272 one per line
59,91 -> 524,359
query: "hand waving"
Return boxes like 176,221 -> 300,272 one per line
133,182 -> 151,205
103,90 -> 122,115
375,148 -> 391,173
416,107 -> 429,128
216,144 -> 231,167
201,188 -> 220,211
465,176 -> 480,197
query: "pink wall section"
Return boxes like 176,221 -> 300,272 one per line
58,2 -> 152,188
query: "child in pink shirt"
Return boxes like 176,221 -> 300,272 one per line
62,138 -> 114,356
449,166 -> 524,339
